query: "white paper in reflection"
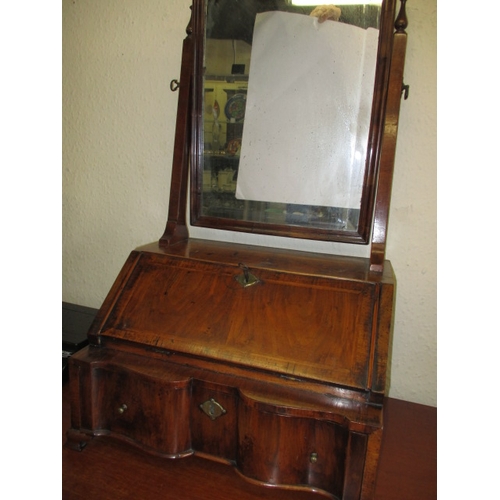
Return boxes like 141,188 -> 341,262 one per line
235,11 -> 379,208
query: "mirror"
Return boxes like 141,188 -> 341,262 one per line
190,0 -> 397,244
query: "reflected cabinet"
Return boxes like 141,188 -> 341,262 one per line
68,1 -> 409,498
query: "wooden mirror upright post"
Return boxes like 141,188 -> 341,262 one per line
67,2 -> 409,499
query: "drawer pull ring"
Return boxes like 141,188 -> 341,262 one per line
117,404 -> 128,414
200,398 -> 226,420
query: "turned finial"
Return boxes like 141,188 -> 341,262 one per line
186,5 -> 193,35
395,0 -> 408,33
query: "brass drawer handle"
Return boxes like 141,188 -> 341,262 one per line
117,404 -> 128,414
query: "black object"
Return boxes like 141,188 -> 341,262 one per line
231,64 -> 245,75
63,302 -> 97,382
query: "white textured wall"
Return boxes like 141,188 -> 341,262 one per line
63,0 -> 436,407
384,0 -> 437,407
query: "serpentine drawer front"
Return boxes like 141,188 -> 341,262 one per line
96,366 -> 192,456
69,346 -> 382,499
237,390 -> 348,498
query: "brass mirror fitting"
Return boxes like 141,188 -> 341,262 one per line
200,398 -> 226,421
170,79 -> 180,92
117,404 -> 128,414
402,82 -> 410,100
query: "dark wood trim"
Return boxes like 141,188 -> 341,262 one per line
370,0 -> 408,272
359,0 -> 397,245
159,6 -> 197,246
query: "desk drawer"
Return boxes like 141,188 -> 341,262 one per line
191,380 -> 239,460
95,365 -> 192,456
69,346 -> 381,499
237,392 -> 348,497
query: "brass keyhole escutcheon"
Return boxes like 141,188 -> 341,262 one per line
235,263 -> 260,288
200,398 -> 226,421
310,452 -> 318,464
117,404 -> 128,414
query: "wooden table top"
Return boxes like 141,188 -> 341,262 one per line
62,383 -> 436,499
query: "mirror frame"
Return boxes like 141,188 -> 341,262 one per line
161,0 -> 408,271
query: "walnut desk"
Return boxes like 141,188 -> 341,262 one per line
62,382 -> 436,499
64,2 -> 415,498
63,2 -> 420,496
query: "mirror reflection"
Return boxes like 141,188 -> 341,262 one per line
198,1 -> 382,235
